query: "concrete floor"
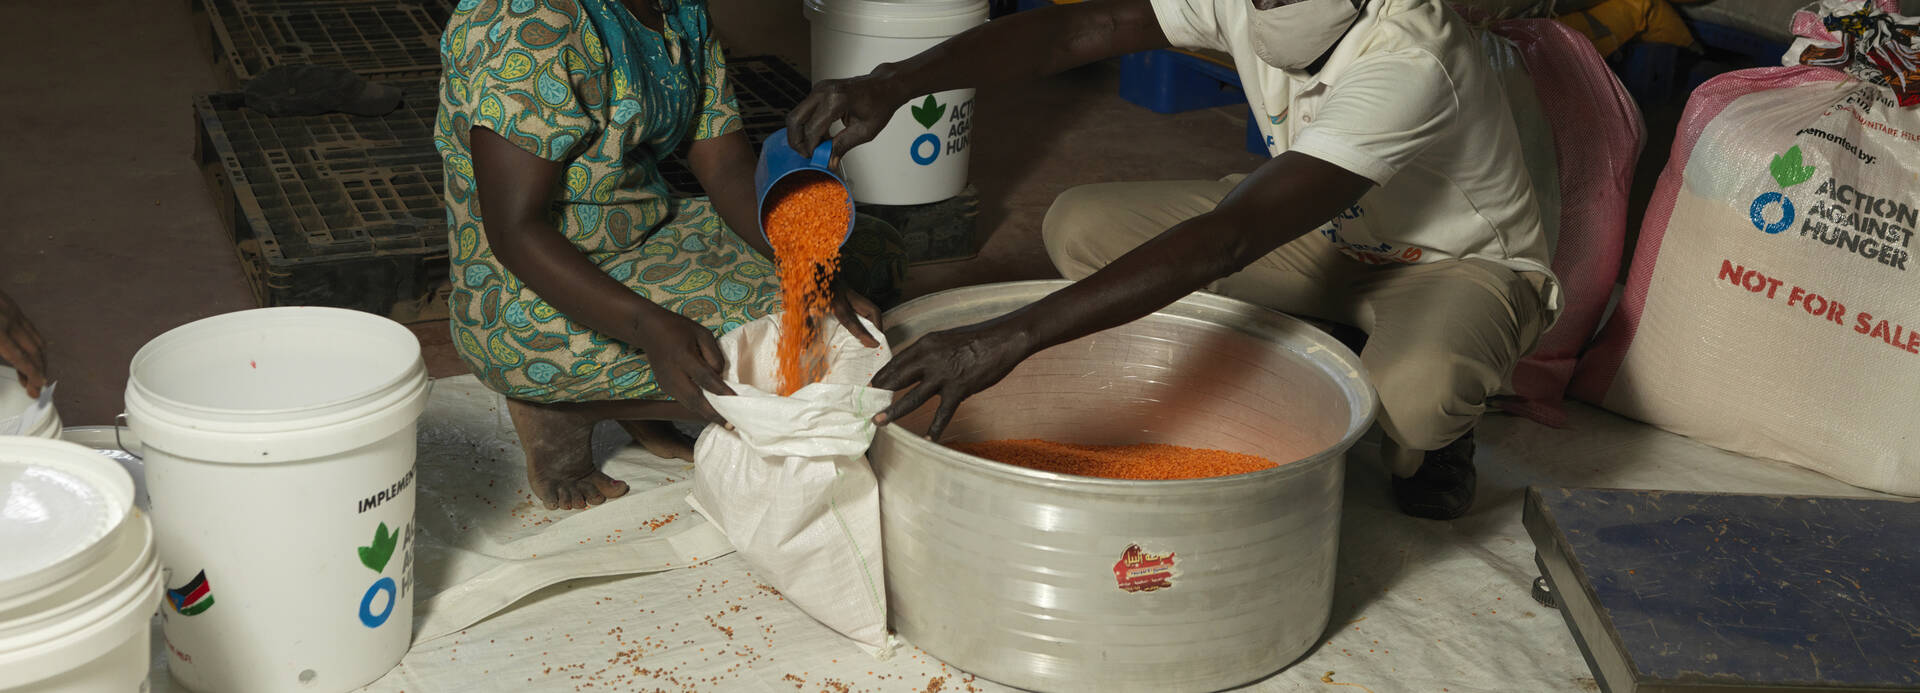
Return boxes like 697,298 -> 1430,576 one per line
0,1 -> 256,427
0,0 -> 1261,426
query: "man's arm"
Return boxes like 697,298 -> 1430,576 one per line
1015,153 -> 1371,351
873,152 -> 1374,436
787,0 -> 1171,162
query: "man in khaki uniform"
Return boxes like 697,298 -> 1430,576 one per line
788,0 -> 1558,519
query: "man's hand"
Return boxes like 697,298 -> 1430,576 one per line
870,320 -> 1030,440
786,0 -> 1166,168
0,291 -> 47,398
786,73 -> 907,168
632,312 -> 736,428
830,282 -> 883,348
866,152 -> 1373,442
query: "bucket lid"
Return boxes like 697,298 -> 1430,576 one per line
805,0 -> 988,39
0,513 -> 158,689
124,307 -> 430,462
0,438 -> 135,604
0,510 -> 151,634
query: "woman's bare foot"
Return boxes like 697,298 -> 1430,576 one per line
505,398 -> 631,510
618,420 -> 697,462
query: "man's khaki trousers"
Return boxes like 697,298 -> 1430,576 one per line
1042,178 -> 1549,475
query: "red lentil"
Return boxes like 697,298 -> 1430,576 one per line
762,174 -> 850,396
950,439 -> 1278,480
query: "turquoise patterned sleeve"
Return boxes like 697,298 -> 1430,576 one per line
462,6 -> 602,162
693,38 -> 743,141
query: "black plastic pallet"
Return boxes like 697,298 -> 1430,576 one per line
865,185 -> 983,265
191,56 -> 808,320
206,0 -> 452,83
195,76 -> 447,320
193,54 -> 970,322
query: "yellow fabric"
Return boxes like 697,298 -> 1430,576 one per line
1556,0 -> 1696,56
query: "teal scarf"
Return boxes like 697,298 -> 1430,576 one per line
576,0 -> 698,100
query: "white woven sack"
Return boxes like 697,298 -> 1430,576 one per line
687,314 -> 896,656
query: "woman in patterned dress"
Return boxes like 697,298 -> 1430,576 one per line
436,0 -> 898,509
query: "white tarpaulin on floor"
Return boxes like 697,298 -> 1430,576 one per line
143,376 -> 1884,693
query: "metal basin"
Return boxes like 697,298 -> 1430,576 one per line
873,281 -> 1375,693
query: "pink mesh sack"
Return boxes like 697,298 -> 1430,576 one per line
1487,18 -> 1646,427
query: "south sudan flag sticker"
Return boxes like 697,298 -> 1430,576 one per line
167,570 -> 214,616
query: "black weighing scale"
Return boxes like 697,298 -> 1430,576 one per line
1524,487 -> 1920,692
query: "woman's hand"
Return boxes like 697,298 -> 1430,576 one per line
831,282 -> 883,348
632,312 -> 736,428
870,319 -> 1031,440
0,291 -> 48,398
785,72 -> 908,167
474,128 -> 740,425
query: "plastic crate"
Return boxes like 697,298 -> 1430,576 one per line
1611,41 -> 1683,105
192,56 -> 811,320
1684,20 -> 1793,93
863,185 -> 983,266
205,0 -> 452,84
1610,18 -> 1789,107
1690,20 -> 1791,66
1119,48 -> 1246,114
1245,107 -> 1265,155
657,56 -> 815,196
195,76 -> 449,322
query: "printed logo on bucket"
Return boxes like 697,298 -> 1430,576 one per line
356,521 -> 412,629
906,95 -> 973,166
1114,544 -> 1177,593
166,569 -> 215,616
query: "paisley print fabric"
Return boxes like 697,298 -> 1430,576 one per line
436,0 -> 903,403
450,198 -> 778,402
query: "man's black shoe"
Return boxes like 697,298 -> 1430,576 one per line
1392,430 -> 1476,520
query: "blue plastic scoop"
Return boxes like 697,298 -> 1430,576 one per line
754,127 -> 856,249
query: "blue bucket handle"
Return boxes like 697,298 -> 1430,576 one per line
754,128 -> 856,250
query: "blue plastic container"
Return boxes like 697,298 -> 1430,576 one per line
1610,42 -> 1686,106
1690,20 -> 1790,66
755,127 -> 856,249
1245,107 -> 1266,155
1118,49 -> 1245,115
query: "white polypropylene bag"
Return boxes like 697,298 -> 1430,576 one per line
688,314 -> 895,657
1574,1 -> 1920,495
0,381 -> 56,436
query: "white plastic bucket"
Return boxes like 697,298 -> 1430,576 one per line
0,367 -> 60,439
0,437 -> 160,693
124,307 -> 429,693
806,0 -> 987,205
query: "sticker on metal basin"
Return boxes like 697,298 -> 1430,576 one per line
1114,543 -> 1178,593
